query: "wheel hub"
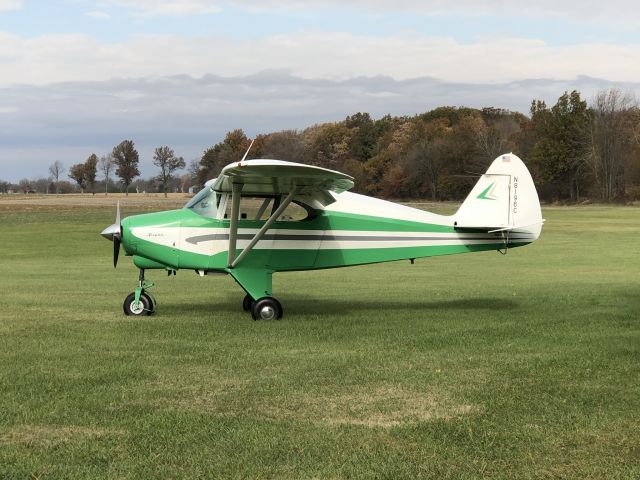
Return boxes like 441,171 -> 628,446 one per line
259,305 -> 276,320
129,300 -> 144,315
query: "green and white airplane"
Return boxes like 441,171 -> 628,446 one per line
101,152 -> 543,320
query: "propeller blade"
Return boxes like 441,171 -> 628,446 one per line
101,203 -> 123,268
113,202 -> 122,267
113,234 -> 121,268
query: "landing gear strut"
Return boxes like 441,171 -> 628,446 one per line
123,269 -> 156,316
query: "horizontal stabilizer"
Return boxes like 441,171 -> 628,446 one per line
488,221 -> 545,234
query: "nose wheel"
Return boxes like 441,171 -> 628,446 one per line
123,291 -> 155,316
123,269 -> 156,316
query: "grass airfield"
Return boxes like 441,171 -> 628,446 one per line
0,194 -> 639,479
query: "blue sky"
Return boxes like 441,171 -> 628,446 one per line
3,1 -> 639,46
0,0 -> 639,182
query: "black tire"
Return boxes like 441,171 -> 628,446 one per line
123,292 -> 152,316
146,291 -> 157,312
242,294 -> 254,312
251,297 -> 283,321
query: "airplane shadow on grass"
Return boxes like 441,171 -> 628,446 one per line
173,295 -> 519,317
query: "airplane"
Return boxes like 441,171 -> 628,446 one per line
101,152 -> 543,320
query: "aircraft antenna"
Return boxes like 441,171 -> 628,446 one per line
239,139 -> 255,164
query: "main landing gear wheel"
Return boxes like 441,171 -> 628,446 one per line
251,297 -> 283,321
123,291 -> 154,316
242,294 -> 254,312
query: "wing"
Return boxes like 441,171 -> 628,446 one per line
211,159 -> 354,197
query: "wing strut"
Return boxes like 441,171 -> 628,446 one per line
227,182 -> 243,267
230,185 -> 299,269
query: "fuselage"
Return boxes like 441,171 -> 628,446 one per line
121,191 -> 537,274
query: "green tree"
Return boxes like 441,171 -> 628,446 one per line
529,91 -> 591,201
153,146 -> 186,197
112,140 -> 140,196
345,112 -> 376,161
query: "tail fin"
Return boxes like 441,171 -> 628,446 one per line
453,153 -> 543,240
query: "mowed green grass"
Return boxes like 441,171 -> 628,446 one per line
0,202 -> 639,479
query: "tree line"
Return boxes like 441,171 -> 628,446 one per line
2,88 -> 638,203
195,88 -> 639,203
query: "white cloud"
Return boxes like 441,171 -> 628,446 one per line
85,10 -> 112,20
103,0 -> 221,16
1,31 -> 639,87
241,0 -> 640,23
0,0 -> 22,12
85,0 -> 640,23
107,0 -> 640,23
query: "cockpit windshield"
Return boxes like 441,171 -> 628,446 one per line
185,186 -> 218,218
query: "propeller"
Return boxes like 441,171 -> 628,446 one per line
100,202 -> 122,268
113,231 -> 121,268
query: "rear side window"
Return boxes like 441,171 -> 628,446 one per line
277,201 -> 309,221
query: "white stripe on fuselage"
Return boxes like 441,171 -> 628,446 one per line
131,226 -> 533,257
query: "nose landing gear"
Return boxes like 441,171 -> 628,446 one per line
123,269 -> 156,316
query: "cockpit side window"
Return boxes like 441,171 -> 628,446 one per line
221,194 -> 315,222
185,187 -> 218,218
223,196 -> 274,220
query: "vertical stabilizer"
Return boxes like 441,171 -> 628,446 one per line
453,153 -> 543,239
